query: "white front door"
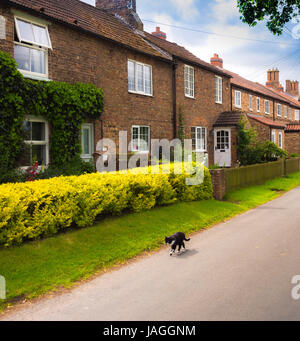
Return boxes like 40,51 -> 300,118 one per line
214,128 -> 231,167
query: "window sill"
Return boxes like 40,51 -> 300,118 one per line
215,101 -> 223,105
21,71 -> 51,82
128,90 -> 153,98
185,95 -> 195,99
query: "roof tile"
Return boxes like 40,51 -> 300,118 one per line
7,0 -> 172,60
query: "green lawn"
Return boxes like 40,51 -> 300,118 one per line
1,172 -> 300,313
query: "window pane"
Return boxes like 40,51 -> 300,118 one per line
132,127 -> 139,151
23,120 -> 31,141
16,19 -> 34,42
82,128 -> 90,154
137,64 -> 144,92
14,44 -> 30,72
128,61 -> 135,92
31,144 -> 46,165
185,66 -> 194,97
31,48 -> 45,74
144,66 -> 152,95
139,126 -> 149,151
32,122 -> 45,141
33,24 -> 50,47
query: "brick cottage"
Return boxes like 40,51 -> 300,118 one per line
0,0 -> 299,168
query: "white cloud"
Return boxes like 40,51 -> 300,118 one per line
172,0 -> 199,21
140,0 -> 300,85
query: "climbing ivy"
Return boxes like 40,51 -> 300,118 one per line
0,50 -> 104,182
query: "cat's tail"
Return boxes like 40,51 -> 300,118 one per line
184,237 -> 190,241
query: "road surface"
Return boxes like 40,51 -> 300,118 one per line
2,187 -> 300,321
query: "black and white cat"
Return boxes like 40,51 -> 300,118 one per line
165,232 -> 190,256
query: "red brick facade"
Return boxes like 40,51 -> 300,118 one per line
1,0 -> 299,168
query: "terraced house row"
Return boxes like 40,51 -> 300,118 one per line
0,0 -> 299,167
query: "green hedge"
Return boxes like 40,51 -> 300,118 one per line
0,163 -> 212,247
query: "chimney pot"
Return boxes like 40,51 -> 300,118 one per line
151,26 -> 167,40
210,53 -> 223,68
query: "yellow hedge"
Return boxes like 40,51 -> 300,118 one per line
0,163 -> 212,247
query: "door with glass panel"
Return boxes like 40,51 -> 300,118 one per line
81,124 -> 94,162
214,129 -> 231,167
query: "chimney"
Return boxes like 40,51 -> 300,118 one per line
286,80 -> 299,97
96,0 -> 143,31
277,84 -> 284,92
151,26 -> 167,40
210,53 -> 223,68
266,68 -> 280,89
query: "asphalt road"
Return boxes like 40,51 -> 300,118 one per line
2,187 -> 300,321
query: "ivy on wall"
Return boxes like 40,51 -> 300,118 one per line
0,50 -> 104,181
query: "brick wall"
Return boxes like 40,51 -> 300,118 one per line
231,86 -> 296,124
285,132 -> 300,155
176,61 -> 232,165
1,4 -> 174,156
0,4 -> 14,55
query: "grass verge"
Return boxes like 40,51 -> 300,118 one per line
1,172 -> 300,313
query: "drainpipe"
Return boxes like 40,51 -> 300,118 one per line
172,58 -> 178,139
230,84 -> 233,111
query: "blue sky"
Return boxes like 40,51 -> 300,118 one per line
81,0 -> 300,87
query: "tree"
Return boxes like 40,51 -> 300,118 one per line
237,0 -> 300,35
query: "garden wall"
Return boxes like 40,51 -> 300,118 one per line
210,158 -> 300,200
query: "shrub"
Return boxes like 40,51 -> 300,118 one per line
237,118 -> 288,165
0,162 -> 212,247
289,153 -> 300,158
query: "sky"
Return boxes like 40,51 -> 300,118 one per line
81,0 -> 300,88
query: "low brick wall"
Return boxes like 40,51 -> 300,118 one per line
209,169 -> 226,201
210,158 -> 300,200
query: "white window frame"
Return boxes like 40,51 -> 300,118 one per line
14,15 -> 51,79
184,65 -> 195,98
235,90 -> 241,108
215,76 -> 222,104
191,126 -> 207,152
278,132 -> 283,149
23,116 -> 49,168
128,59 -> 153,96
265,100 -> 270,114
271,130 -> 276,144
288,107 -> 292,120
14,41 -> 49,79
257,97 -> 260,112
284,105 -> 288,118
81,123 -> 94,162
295,109 -> 300,121
14,16 -> 52,49
131,125 -> 150,153
277,103 -> 282,117
249,95 -> 253,111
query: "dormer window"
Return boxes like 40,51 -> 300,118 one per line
14,17 -> 52,79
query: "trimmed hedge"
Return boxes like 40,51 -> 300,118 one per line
0,163 -> 212,247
